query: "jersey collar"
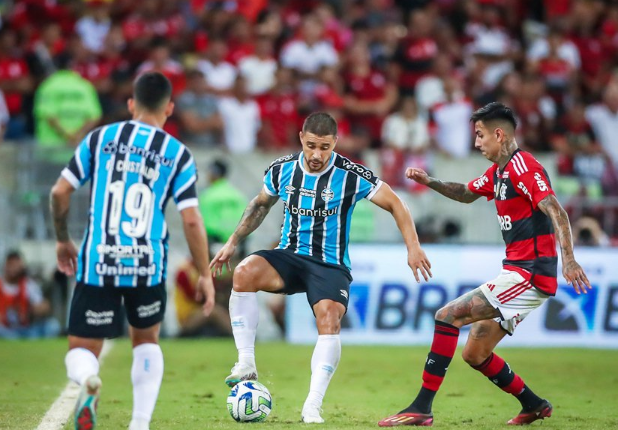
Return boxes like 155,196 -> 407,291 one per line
298,152 -> 336,177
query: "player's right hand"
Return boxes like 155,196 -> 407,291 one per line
56,241 -> 78,276
209,242 -> 236,277
405,167 -> 431,185
195,275 -> 216,317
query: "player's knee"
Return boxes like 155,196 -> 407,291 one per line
315,304 -> 342,334
434,306 -> 450,322
232,263 -> 255,292
461,347 -> 486,366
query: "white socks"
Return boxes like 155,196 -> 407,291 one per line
305,334 -> 341,408
65,348 -> 99,385
131,343 -> 164,424
229,291 -> 259,367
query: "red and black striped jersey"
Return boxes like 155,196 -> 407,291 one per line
467,150 -> 558,295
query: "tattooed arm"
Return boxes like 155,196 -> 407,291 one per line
50,177 -> 79,275
210,188 -> 279,276
406,167 -> 481,203
538,194 -> 592,294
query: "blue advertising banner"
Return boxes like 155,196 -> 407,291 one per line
286,245 -> 618,348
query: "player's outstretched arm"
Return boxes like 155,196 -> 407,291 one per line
50,177 -> 78,276
209,188 -> 279,277
370,182 -> 432,283
406,167 -> 481,203
538,194 -> 592,295
181,207 -> 216,316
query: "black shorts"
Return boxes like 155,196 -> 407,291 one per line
253,249 -> 353,310
68,282 -> 167,338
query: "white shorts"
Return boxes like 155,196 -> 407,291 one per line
480,269 -> 548,335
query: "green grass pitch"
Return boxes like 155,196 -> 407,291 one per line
1,339 -> 617,429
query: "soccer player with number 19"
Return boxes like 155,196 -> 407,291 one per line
379,102 -> 592,427
50,72 -> 216,430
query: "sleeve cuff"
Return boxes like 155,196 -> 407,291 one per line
61,168 -> 80,189
263,184 -> 277,196
366,180 -> 383,201
177,198 -> 199,212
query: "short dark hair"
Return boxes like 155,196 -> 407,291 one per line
302,112 -> 338,136
6,250 -> 22,261
470,102 -> 517,130
208,159 -> 228,178
133,72 -> 172,112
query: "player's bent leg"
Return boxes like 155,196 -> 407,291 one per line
379,289 -> 500,427
302,300 -> 346,424
129,324 -> 163,430
227,256 -> 284,387
67,337 -> 104,430
461,320 -> 507,366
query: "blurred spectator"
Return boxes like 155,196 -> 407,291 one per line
0,251 -> 60,339
415,54 -> 457,115
26,22 -> 64,83
69,36 -> 113,97
122,0 -> 185,50
0,28 -> 33,140
392,8 -> 438,95
198,159 -> 248,250
570,1 -> 610,97
381,96 -> 430,189
586,84 -> 618,175
176,69 -> 223,147
238,36 -> 277,96
257,67 -> 299,151
33,56 -> 102,162
573,216 -> 610,247
513,75 -> 556,152
218,75 -> 261,153
196,37 -> 238,95
343,42 -> 398,147
429,78 -> 473,158
465,4 -> 517,94
551,100 -> 606,198
527,21 -> 581,72
174,258 -> 232,337
136,37 -> 186,96
529,30 -> 576,107
0,90 -> 9,141
226,15 -> 256,65
75,0 -> 112,54
280,14 -> 339,79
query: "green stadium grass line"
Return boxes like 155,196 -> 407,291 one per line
35,340 -> 114,430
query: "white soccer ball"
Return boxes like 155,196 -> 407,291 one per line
226,380 -> 272,422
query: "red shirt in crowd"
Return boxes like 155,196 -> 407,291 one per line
0,57 -> 29,115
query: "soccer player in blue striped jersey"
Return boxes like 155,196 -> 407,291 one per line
50,72 -> 216,430
210,112 -> 433,423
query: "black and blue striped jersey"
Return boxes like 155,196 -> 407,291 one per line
263,152 -> 382,269
61,120 -> 198,287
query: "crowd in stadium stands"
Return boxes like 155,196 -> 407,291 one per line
0,2 -> 617,214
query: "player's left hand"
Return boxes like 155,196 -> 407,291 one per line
563,259 -> 592,295
195,275 -> 216,317
56,240 -> 78,276
408,246 -> 432,283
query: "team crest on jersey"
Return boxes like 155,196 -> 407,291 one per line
321,188 -> 334,202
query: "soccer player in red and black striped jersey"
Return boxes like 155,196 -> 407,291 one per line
378,102 -> 592,427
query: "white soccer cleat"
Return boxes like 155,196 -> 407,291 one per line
75,375 -> 102,430
128,418 -> 150,430
301,403 -> 325,424
225,362 -> 258,387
